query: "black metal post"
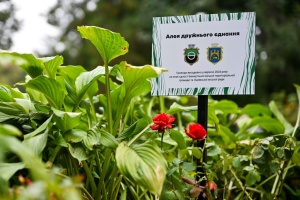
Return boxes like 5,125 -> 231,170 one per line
197,95 -> 208,200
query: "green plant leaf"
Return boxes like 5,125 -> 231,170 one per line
169,129 -> 186,149
251,145 -> 264,159
182,162 -> 196,172
241,103 -> 272,117
207,143 -> 221,157
116,141 -> 167,195
52,108 -> 81,133
246,170 -> 260,186
292,84 -> 300,137
269,101 -> 293,134
67,143 -> 90,162
0,126 -> 47,181
0,124 -> 22,137
77,26 -> 129,64
291,144 -> 300,165
75,66 -> 105,106
0,102 -> 28,115
118,118 -> 151,141
248,116 -> 285,134
65,129 -> 87,143
111,62 -> 167,132
23,130 -> 48,156
83,128 -> 100,150
41,56 -> 63,79
0,86 -> 13,102
0,84 -> 24,99
232,157 -> 241,169
24,76 -> 65,109
208,104 -> 220,127
25,116 -> 52,139
191,147 -> 202,159
99,129 -> 118,149
2,52 -> 44,78
214,100 -> 239,115
166,102 -> 197,115
0,162 -> 25,181
210,125 -> 237,149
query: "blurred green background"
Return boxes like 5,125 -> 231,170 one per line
1,0 -> 300,109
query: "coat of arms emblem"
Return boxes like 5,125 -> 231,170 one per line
184,44 -> 199,65
207,44 -> 223,64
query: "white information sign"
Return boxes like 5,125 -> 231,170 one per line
151,12 -> 256,96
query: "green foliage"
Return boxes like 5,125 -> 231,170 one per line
1,25 -> 300,200
116,141 -> 167,195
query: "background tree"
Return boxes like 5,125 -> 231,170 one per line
44,0 -> 299,105
0,0 -> 19,49
0,0 -> 23,85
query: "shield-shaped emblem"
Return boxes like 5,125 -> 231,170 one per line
184,44 -> 199,65
207,45 -> 223,64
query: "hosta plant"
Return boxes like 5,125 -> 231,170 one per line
0,26 -> 300,200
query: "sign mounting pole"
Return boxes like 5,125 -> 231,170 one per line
197,95 -> 208,200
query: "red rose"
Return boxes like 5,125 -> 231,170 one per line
206,181 -> 217,191
185,123 -> 206,140
150,113 -> 175,132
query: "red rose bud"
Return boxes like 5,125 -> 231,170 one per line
150,113 -> 175,132
185,123 -> 207,140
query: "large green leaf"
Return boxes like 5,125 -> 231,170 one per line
98,129 -> 118,149
241,103 -> 272,117
0,102 -> 29,123
75,66 -> 105,105
23,130 -> 48,156
209,125 -> 237,149
67,143 -> 90,162
0,124 -> 22,137
111,62 -> 167,132
248,116 -> 285,134
214,100 -> 239,115
25,116 -> 52,139
59,65 -> 86,86
0,162 -> 25,181
24,76 -> 65,109
82,128 -> 100,150
292,84 -> 300,137
77,26 -> 129,64
169,130 -> 187,149
118,117 -> 151,141
166,102 -> 197,115
116,141 -> 167,195
0,85 -> 13,102
52,108 -> 81,133
0,124 -> 47,181
41,56 -> 63,79
0,52 -> 44,78
269,101 -> 293,134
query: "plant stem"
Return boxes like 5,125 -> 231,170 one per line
127,124 -> 150,146
95,149 -> 111,200
272,86 -> 300,197
82,160 -> 97,197
229,167 -> 253,200
177,113 -> 183,131
159,96 -> 165,113
104,63 -> 113,134
47,145 -> 62,168
147,97 -> 155,117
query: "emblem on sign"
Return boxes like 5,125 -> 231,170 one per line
184,44 -> 199,65
207,44 -> 223,64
